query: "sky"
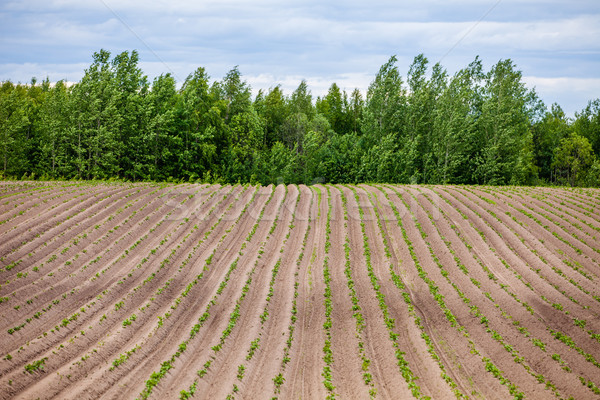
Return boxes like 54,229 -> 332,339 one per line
1,0 -> 599,117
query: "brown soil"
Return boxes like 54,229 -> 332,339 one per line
1,182 -> 599,400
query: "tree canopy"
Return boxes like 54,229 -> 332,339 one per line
1,49 -> 599,187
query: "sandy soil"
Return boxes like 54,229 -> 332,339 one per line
1,182 -> 599,400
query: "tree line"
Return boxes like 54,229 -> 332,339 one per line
1,49 -> 599,186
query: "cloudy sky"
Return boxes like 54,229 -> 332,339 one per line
1,0 -> 599,116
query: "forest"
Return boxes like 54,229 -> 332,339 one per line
0,49 -> 599,187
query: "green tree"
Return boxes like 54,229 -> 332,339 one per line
23,77 -> 50,177
360,133 -> 402,183
319,131 -> 362,183
178,67 -> 220,180
431,58 -> 483,183
347,88 -> 364,134
254,85 -> 288,148
362,56 -> 406,144
0,82 -> 30,176
225,109 -> 265,182
317,83 -> 347,134
220,66 -> 252,124
531,103 -> 571,183
37,80 -> 73,178
406,54 -> 448,182
573,99 -> 600,156
144,73 -> 179,180
3,48 -> 599,188
361,55 -> 407,181
111,50 -> 149,180
263,141 -> 297,184
289,80 -> 314,118
217,67 -> 265,183
297,114 -> 333,184
553,132 -> 595,186
70,49 -> 121,179
475,59 -> 539,185
280,112 -> 309,154
277,81 -> 315,153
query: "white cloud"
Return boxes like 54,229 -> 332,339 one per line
1,0 -> 598,116
524,76 -> 600,92
245,72 -> 372,98
455,16 -> 600,52
0,62 -> 88,84
523,76 -> 600,115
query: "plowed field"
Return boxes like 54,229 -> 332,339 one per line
1,181 -> 600,399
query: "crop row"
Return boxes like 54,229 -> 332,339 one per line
140,185 -> 277,399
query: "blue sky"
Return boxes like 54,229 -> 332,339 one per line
1,0 -> 599,116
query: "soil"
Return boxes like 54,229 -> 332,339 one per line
1,182 -> 599,400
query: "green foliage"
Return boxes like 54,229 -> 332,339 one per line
1,49 -> 598,187
0,81 -> 32,176
531,103 -> 571,182
24,357 -> 48,373
553,132 -> 596,186
474,59 -> 540,185
573,98 -> 600,156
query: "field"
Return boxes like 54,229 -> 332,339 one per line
1,181 -> 600,399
